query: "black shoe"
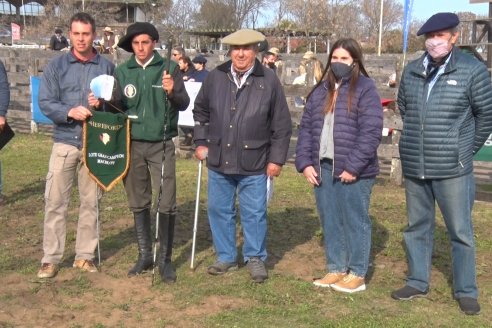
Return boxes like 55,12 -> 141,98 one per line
391,285 -> 428,300
457,297 -> 480,315
207,261 -> 238,275
128,254 -> 153,277
157,213 -> 177,283
246,257 -> 268,283
159,260 -> 177,283
128,210 -> 153,277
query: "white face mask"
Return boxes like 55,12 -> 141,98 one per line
425,38 -> 452,60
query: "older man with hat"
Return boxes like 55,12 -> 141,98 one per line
109,22 -> 189,283
391,12 -> 492,315
193,29 -> 292,283
100,26 -> 119,54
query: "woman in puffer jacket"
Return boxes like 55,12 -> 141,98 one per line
295,38 -> 383,293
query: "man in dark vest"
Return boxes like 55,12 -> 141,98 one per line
101,26 -> 119,54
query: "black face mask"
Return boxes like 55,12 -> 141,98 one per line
330,62 -> 354,80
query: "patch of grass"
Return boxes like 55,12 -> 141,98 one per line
58,275 -> 93,297
477,184 -> 492,192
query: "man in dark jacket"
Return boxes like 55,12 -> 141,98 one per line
391,13 -> 492,315
115,22 -> 189,283
49,28 -> 69,51
37,13 -> 115,279
193,29 -> 292,283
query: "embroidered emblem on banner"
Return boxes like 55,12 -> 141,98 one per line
100,133 -> 111,145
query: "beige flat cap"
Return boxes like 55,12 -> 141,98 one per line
303,51 -> 315,59
268,47 -> 280,55
222,29 -> 265,46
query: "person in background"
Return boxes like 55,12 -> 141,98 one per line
37,13 -> 115,279
171,46 -> 185,63
109,22 -> 190,283
262,51 -> 277,72
293,52 -> 324,86
0,60 -> 10,206
295,38 -> 383,293
49,28 -> 69,51
100,26 -> 119,54
193,29 -> 292,283
312,58 -> 324,84
178,56 -> 196,81
189,55 -> 209,82
391,12 -> 492,316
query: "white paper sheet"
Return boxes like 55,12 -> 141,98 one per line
90,74 -> 115,101
267,177 -> 274,205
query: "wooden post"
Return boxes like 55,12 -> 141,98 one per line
389,130 -> 403,185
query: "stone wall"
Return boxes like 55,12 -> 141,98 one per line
0,47 -> 401,133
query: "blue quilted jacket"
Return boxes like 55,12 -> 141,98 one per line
295,76 -> 383,180
398,47 -> 492,179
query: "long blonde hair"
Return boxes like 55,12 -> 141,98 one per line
313,59 -> 324,83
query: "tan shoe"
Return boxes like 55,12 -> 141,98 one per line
313,272 -> 347,287
73,259 -> 98,273
37,263 -> 59,278
331,273 -> 366,293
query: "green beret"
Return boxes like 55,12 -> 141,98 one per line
221,29 -> 265,46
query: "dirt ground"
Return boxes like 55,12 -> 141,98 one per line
0,195 -> 330,328
1,168 -> 491,327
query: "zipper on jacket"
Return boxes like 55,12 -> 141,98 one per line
420,80 -> 429,179
142,68 -> 146,135
331,84 -> 340,178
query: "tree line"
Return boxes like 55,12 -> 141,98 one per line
2,0 -> 484,54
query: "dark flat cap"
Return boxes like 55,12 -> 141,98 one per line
417,12 -> 459,36
118,22 -> 159,53
222,29 -> 265,46
55,28 -> 62,34
192,55 -> 207,64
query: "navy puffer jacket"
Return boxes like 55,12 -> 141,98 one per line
295,75 -> 383,180
398,47 -> 492,179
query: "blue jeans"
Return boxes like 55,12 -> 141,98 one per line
207,169 -> 267,263
403,173 -> 478,299
314,160 -> 375,277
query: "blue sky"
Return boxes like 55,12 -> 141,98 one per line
259,1 -> 491,27
402,0 -> 490,21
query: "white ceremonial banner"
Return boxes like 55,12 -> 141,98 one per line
179,81 -> 202,127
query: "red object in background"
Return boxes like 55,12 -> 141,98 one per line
381,98 -> 396,136
381,98 -> 394,107
11,23 -> 20,41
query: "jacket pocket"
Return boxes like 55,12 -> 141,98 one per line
240,139 -> 269,172
206,137 -> 221,166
